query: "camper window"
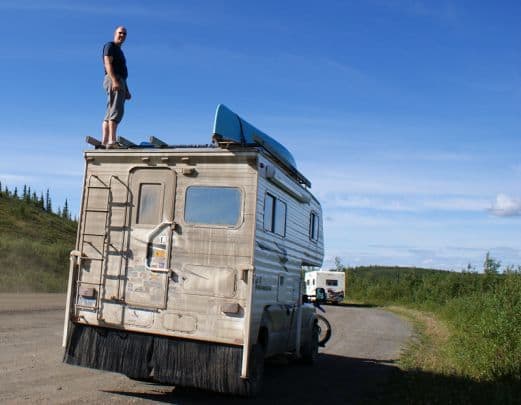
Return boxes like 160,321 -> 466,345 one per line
264,193 -> 286,237
184,186 -> 241,226
326,279 -> 338,287
309,212 -> 319,241
137,183 -> 162,224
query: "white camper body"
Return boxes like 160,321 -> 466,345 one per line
305,270 -> 345,304
63,105 -> 324,395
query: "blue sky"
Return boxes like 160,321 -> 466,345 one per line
0,0 -> 520,271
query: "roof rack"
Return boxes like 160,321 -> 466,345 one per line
85,135 -> 213,149
84,105 -> 312,187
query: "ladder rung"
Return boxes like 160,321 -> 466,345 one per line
87,186 -> 110,190
85,208 -> 109,213
100,297 -> 125,303
77,281 -> 101,286
110,202 -> 131,207
108,226 -> 129,231
82,257 -> 103,261
83,233 -> 105,237
75,305 -> 97,311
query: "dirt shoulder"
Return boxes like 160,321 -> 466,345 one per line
0,293 -> 66,313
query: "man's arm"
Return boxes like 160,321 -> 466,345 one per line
125,82 -> 131,100
103,55 -> 120,91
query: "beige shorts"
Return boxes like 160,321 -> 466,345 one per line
103,75 -> 127,123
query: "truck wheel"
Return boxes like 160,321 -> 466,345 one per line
240,344 -> 265,397
301,323 -> 319,365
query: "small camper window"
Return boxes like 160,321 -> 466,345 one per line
310,212 -> 319,241
137,183 -> 162,224
264,193 -> 286,237
326,279 -> 338,287
184,186 -> 241,226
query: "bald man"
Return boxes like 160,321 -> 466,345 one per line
102,26 -> 131,147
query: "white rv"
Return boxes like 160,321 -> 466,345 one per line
63,105 -> 325,396
305,270 -> 345,304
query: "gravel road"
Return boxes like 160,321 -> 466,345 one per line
0,294 -> 412,404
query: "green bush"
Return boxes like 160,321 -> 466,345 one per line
345,266 -> 521,382
443,274 -> 521,381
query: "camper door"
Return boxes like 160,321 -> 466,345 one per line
124,167 -> 176,309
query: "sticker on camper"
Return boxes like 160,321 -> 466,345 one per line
154,249 -> 167,258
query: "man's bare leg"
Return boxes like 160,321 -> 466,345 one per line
102,120 -> 109,145
108,120 -> 118,145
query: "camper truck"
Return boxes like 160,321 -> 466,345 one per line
305,270 -> 345,304
63,105 -> 324,396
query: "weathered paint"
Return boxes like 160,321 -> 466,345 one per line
64,143 -> 324,387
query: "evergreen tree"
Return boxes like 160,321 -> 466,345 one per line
39,192 -> 45,210
32,191 -> 38,205
13,187 -> 18,199
62,199 -> 70,220
45,189 -> 52,213
22,185 -> 27,200
25,186 -> 31,203
483,252 -> 501,275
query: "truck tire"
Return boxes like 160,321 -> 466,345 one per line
239,343 -> 265,397
301,323 -> 319,365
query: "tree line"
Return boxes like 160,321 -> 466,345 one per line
0,180 -> 75,221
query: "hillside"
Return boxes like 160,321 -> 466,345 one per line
0,193 -> 77,292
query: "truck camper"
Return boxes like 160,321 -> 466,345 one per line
63,104 -> 325,396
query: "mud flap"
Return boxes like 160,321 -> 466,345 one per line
64,323 -> 261,395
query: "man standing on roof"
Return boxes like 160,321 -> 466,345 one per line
102,26 -> 131,147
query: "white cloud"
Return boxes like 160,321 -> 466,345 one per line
325,244 -> 521,272
322,194 -> 489,213
490,194 -> 521,217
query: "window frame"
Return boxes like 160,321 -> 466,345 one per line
136,182 -> 164,225
309,211 -> 320,242
263,192 -> 287,237
183,185 -> 243,228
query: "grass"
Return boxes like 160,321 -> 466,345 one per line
345,266 -> 521,404
0,193 -> 76,292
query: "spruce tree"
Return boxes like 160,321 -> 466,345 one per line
45,189 -> 52,213
25,186 -> 31,203
62,199 -> 70,220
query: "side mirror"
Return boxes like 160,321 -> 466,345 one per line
302,294 -> 310,303
315,287 -> 327,303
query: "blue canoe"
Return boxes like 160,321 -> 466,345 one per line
212,104 -> 298,172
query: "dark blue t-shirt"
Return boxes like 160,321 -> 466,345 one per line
103,41 -> 128,79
